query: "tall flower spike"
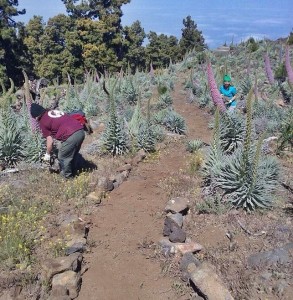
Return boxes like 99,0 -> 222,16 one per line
22,70 -> 39,132
285,45 -> 293,84
149,62 -> 154,78
206,61 -> 226,111
242,87 -> 254,168
264,53 -> 275,84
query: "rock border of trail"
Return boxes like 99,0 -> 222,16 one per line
41,149 -> 147,300
158,197 -> 235,300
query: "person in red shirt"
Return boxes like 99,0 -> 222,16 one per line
30,103 -> 85,178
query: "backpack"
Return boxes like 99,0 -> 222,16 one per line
69,110 -> 93,134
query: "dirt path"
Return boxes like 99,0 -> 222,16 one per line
77,78 -> 212,300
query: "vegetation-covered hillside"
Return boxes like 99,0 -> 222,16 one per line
0,1 -> 292,299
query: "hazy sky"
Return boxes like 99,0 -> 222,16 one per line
15,0 -> 293,49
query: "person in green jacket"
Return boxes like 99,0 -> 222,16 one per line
220,74 -> 237,111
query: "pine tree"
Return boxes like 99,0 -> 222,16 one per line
179,16 -> 205,57
0,0 -> 27,85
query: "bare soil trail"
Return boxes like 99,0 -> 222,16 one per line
77,77 -> 212,300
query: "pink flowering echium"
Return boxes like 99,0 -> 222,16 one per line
206,61 -> 226,112
285,45 -> 293,84
27,101 -> 39,132
264,53 -> 275,84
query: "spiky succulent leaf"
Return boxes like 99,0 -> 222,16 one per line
137,122 -> 156,152
23,131 -> 45,162
156,92 -> 173,109
102,114 -> 128,155
163,111 -> 186,135
220,112 -> 245,153
128,99 -> 142,136
215,147 -> 279,211
120,75 -> 139,105
0,109 -> 23,166
186,139 -> 204,153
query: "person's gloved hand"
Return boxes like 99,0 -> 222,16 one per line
42,153 -> 51,162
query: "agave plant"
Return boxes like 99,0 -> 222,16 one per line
22,131 -> 46,163
239,77 -> 252,95
202,108 -> 223,180
0,109 -> 23,166
156,92 -> 173,109
215,144 -> 279,210
220,112 -> 245,153
102,116 -> 128,156
137,121 -> 156,152
102,80 -> 128,156
163,110 -> 186,135
120,75 -> 139,105
216,90 -> 279,210
277,108 -> 293,152
186,139 -> 204,153
128,98 -> 143,137
0,78 -> 14,109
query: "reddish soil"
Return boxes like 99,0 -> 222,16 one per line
77,80 -> 212,300
77,76 -> 293,300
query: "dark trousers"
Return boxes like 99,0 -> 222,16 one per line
58,130 -> 85,178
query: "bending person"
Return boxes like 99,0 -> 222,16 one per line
31,103 -> 85,178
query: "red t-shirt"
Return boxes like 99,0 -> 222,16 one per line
39,110 -> 83,141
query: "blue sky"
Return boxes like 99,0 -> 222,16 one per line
15,0 -> 293,49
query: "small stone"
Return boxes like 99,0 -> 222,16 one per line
116,164 -> 132,173
113,171 -> 129,187
42,253 -> 82,281
247,243 -> 293,267
48,285 -> 70,300
165,197 -> 190,214
97,177 -> 114,192
180,253 -> 201,281
51,271 -> 81,299
86,191 -> 103,204
174,241 -> 203,255
132,149 -> 146,165
187,262 -> 234,300
65,237 -> 87,255
158,238 -> 176,256
163,217 -> 178,236
60,217 -> 88,237
166,213 -> 183,228
169,226 -> 186,243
